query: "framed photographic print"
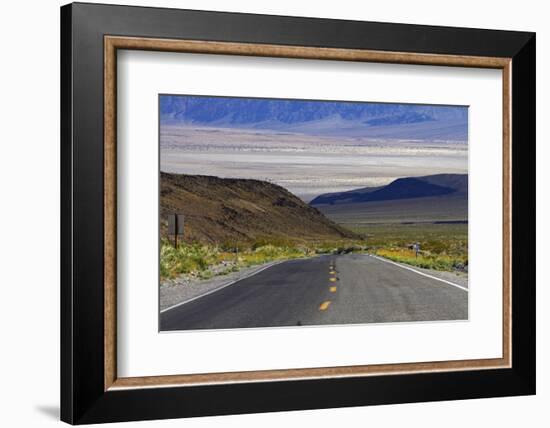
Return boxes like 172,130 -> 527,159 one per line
61,2 -> 536,424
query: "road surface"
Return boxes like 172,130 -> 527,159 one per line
160,254 -> 467,331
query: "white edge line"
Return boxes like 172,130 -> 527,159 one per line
160,259 -> 286,314
369,254 -> 469,292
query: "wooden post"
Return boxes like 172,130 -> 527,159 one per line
174,214 -> 178,249
169,213 -> 184,249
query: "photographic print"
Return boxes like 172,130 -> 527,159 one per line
159,95 -> 468,331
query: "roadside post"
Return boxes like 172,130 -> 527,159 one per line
414,242 -> 420,258
168,213 -> 185,248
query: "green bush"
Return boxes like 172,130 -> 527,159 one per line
160,240 -> 219,279
161,237 -> 373,282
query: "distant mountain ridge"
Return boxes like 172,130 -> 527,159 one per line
310,174 -> 467,206
160,96 -> 468,141
160,173 -> 358,245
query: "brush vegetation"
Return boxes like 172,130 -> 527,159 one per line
349,222 -> 468,271
160,239 -> 366,281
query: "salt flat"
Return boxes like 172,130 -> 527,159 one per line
160,125 -> 467,201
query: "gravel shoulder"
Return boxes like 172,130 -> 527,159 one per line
413,265 -> 468,288
160,260 -> 285,311
372,255 -> 469,289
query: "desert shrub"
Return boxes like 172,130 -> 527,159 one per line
160,239 -> 313,281
374,248 -> 466,272
160,240 -> 219,279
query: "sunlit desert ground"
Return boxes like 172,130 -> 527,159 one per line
160,125 -> 468,202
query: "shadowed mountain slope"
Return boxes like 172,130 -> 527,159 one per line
310,174 -> 467,206
160,173 -> 359,245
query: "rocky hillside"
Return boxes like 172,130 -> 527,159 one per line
160,173 -> 358,245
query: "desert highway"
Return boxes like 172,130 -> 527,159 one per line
160,254 -> 468,331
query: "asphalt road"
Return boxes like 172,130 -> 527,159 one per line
160,254 -> 468,331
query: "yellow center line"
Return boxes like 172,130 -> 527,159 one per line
319,301 -> 331,311
329,270 -> 336,274
329,277 -> 337,282
330,286 -> 337,293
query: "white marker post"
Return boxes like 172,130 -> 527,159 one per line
414,242 -> 420,258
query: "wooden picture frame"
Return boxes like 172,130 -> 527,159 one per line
61,2 -> 535,424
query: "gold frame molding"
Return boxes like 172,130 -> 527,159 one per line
104,35 -> 512,391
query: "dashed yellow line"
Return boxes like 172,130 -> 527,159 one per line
319,301 -> 331,311
329,270 -> 336,274
329,277 -> 337,282
329,286 -> 337,293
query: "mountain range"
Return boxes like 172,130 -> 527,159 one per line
310,174 -> 468,206
310,174 -> 468,225
160,95 -> 468,141
160,172 -> 468,246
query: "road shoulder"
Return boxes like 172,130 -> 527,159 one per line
369,254 -> 469,289
160,260 -> 285,312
